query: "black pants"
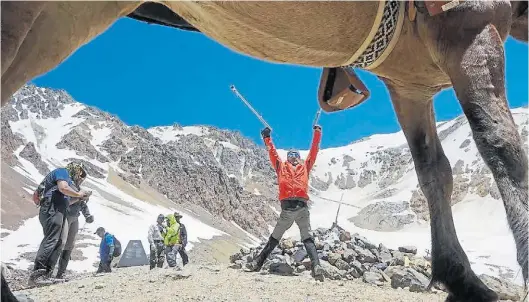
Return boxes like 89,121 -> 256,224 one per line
35,205 -> 66,272
96,261 -> 112,273
178,246 -> 189,266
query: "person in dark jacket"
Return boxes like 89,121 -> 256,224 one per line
54,181 -> 94,279
30,162 -> 91,286
94,227 -> 115,273
174,212 -> 189,266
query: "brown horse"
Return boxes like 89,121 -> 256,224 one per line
1,1 -> 528,301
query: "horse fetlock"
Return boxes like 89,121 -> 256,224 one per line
431,248 -> 498,302
516,235 -> 529,282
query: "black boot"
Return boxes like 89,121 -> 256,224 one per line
56,250 -> 72,279
303,238 -> 324,281
246,236 -> 279,272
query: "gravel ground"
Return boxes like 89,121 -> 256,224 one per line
15,263 -> 448,302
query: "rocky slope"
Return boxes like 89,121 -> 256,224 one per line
3,84 -> 527,237
1,84 -> 279,238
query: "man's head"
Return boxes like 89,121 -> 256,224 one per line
94,227 -> 105,238
156,214 -> 165,224
66,162 -> 87,185
174,212 -> 183,222
287,150 -> 301,165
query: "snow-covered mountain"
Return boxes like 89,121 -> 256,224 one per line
1,84 -> 527,285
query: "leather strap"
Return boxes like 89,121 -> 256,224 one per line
424,0 -> 462,16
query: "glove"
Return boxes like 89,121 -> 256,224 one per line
150,243 -> 156,252
85,215 -> 94,223
313,125 -> 322,131
261,127 -> 271,139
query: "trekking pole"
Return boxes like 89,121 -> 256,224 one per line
312,108 -> 322,128
230,85 -> 273,130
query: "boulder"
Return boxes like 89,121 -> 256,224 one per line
334,259 -> 350,271
363,271 -> 384,286
390,267 -> 430,292
269,262 -> 294,275
328,252 -> 341,265
479,274 -> 524,301
398,246 -> 417,255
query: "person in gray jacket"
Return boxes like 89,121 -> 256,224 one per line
55,182 -> 94,279
148,214 -> 166,269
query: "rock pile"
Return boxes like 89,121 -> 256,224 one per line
229,224 -> 525,300
230,224 -> 433,293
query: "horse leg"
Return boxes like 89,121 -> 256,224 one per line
1,1 -> 47,76
420,1 -> 528,286
1,2 -> 140,105
385,82 -> 498,301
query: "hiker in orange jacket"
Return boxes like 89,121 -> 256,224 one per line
247,125 -> 324,281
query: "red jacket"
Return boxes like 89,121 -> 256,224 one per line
264,128 -> 322,202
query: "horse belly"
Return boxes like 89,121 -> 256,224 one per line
166,1 -> 381,67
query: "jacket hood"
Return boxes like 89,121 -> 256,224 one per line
166,214 -> 177,226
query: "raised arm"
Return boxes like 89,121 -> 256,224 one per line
305,125 -> 322,171
261,127 -> 282,173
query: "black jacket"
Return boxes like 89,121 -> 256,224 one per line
180,223 -> 187,247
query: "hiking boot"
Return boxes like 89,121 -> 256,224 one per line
244,236 -> 279,272
311,264 -> 325,282
28,269 -> 53,287
303,237 -> 324,281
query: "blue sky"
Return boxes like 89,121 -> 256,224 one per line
33,17 -> 528,150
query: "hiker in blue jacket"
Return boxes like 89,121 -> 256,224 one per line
29,162 -> 91,286
95,227 -> 115,273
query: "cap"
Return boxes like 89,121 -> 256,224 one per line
174,212 -> 183,218
94,227 -> 105,234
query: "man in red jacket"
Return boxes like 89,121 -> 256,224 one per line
247,125 -> 324,281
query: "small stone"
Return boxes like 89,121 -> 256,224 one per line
339,231 -> 352,242
347,267 -> 361,278
398,246 -> 417,255
328,253 -> 341,265
354,246 -> 377,263
342,249 -> 357,263
315,241 -> 324,250
334,259 -> 350,271
351,260 -> 364,274
95,285 -> 104,289
295,265 -> 306,273
293,248 -> 308,263
280,238 -> 295,250
269,262 -> 294,275
363,271 -> 384,286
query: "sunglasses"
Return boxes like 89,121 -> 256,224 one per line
287,152 -> 300,159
